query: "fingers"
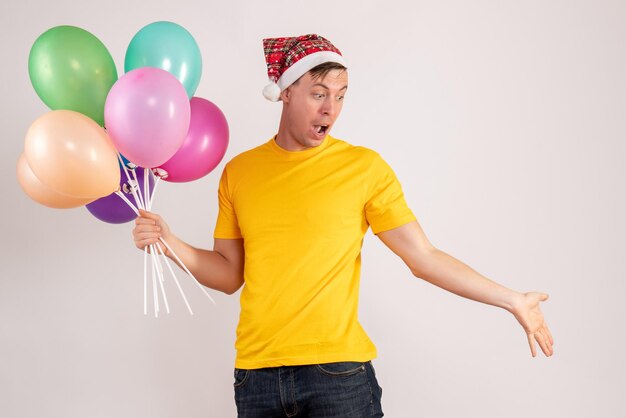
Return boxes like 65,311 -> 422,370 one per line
133,226 -> 160,238
138,208 -> 158,219
527,333 -> 536,357
135,211 -> 160,225
544,322 -> 554,346
535,330 -> 553,357
135,231 -> 160,241
135,217 -> 158,225
134,212 -> 162,234
135,210 -> 168,232
528,327 -> 554,358
527,333 -> 537,357
138,242 -> 166,254
134,223 -> 160,233
540,324 -> 554,355
136,238 -> 159,251
143,241 -> 168,257
133,223 -> 161,250
131,210 -> 170,254
134,232 -> 160,245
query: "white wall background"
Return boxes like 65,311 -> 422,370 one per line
1,0 -> 624,416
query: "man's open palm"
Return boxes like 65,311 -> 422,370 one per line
511,292 -> 554,357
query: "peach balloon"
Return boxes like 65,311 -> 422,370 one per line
16,153 -> 95,208
24,110 -> 120,199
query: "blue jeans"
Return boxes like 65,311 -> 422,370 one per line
233,360 -> 384,417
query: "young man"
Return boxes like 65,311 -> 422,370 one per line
133,34 -> 554,417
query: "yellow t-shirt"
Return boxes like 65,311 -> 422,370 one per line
214,134 -> 416,369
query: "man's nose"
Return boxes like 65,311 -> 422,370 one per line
321,97 -> 336,117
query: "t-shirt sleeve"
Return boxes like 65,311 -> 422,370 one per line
213,164 -> 243,239
364,152 -> 417,235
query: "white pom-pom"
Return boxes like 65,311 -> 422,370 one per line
262,82 -> 281,102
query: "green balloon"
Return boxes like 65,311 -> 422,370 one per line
28,26 -> 118,126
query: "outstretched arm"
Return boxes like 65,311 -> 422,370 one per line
376,220 -> 554,357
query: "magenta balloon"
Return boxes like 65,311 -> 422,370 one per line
158,97 -> 229,182
104,67 -> 190,168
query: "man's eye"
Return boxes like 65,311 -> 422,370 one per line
314,93 -> 324,98
337,96 -> 344,101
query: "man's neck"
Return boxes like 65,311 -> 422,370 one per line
275,130 -> 307,152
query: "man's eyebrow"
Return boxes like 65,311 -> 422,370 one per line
312,83 -> 348,91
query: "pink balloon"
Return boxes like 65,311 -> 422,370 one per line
158,97 -> 229,182
104,67 -> 190,168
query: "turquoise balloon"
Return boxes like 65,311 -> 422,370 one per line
124,21 -> 202,98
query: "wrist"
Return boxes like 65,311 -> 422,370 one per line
159,232 -> 177,258
504,291 -> 525,314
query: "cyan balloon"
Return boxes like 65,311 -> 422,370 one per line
124,21 -> 202,98
119,153 -> 136,169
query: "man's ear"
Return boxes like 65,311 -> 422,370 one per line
280,86 -> 291,103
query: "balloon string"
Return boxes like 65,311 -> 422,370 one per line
116,154 -> 157,316
145,160 -> 165,305
116,153 -> 144,210
115,191 -> 139,215
150,248 -> 159,317
115,190 -> 161,316
154,242 -> 194,315
150,244 -> 170,314
143,247 -> 148,316
150,177 -> 160,210
158,237 -> 216,305
143,168 -> 150,211
131,169 -> 146,210
143,167 -> 167,291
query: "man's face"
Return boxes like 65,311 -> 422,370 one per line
279,68 -> 348,150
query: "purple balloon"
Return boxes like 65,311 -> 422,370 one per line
104,67 -> 191,168
158,97 -> 229,182
86,165 -> 154,224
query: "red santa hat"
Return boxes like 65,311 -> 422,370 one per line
262,34 -> 347,102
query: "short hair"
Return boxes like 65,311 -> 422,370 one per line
294,61 -> 348,85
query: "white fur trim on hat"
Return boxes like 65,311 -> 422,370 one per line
262,81 -> 281,102
277,51 -> 346,91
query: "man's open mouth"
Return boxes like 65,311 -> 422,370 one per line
313,125 -> 328,135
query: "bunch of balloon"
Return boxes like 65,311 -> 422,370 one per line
103,21 -> 230,317
19,22 -> 230,318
